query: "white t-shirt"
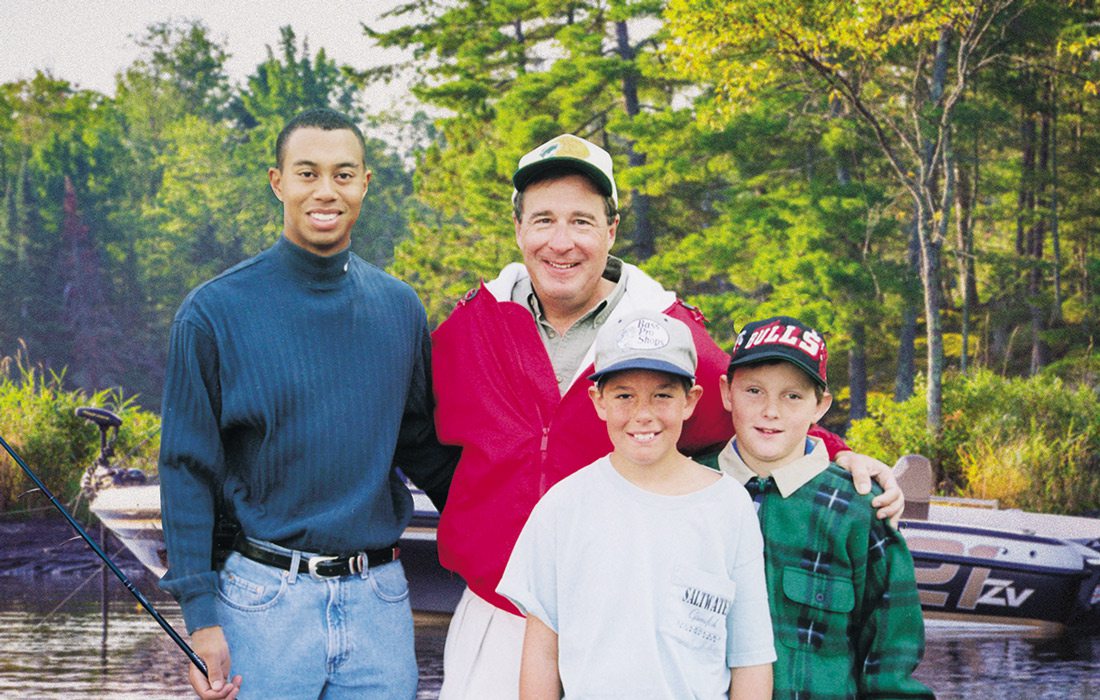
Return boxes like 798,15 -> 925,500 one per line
497,456 -> 776,699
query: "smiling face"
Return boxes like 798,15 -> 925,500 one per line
268,126 -> 371,256
589,369 -> 702,472
514,174 -> 618,329
719,361 -> 832,476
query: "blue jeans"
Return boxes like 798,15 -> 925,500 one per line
216,547 -> 417,699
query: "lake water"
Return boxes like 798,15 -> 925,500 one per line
0,575 -> 445,699
1,575 -> 1098,699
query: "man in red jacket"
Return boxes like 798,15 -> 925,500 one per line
430,134 -> 903,699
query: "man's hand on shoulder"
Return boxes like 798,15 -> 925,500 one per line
190,626 -> 241,700
834,451 -> 905,527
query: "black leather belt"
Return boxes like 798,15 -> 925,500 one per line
234,538 -> 399,579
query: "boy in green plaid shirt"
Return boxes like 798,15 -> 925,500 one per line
712,316 -> 932,699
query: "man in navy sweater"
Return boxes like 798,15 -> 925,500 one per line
158,108 -> 456,700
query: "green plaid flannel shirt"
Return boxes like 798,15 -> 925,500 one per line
708,439 -> 934,699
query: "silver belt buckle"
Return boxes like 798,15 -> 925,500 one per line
307,554 -> 338,579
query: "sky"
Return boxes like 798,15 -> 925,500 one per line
0,0 -> 413,107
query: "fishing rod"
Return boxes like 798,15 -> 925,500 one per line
0,431 -> 209,679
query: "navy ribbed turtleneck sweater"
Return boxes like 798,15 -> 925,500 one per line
158,236 -> 455,633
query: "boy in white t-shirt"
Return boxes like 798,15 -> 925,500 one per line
497,309 -> 775,699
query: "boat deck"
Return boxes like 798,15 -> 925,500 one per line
924,502 -> 1100,542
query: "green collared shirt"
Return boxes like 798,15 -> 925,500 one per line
512,256 -> 627,395
709,440 -> 933,699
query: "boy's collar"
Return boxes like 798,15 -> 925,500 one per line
717,437 -> 830,497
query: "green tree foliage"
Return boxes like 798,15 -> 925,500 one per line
666,0 -> 968,432
140,115 -> 279,312
0,74 -> 135,388
122,19 -> 232,122
637,89 -> 908,421
232,26 -> 359,128
112,19 -> 233,207
664,0 -> 1099,434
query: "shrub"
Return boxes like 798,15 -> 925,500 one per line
847,364 -> 1100,515
957,429 -> 1100,513
0,347 -> 161,513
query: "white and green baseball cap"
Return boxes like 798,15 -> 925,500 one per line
512,133 -> 618,207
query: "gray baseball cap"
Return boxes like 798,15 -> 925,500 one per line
588,309 -> 697,383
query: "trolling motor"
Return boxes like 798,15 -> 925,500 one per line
77,407 -> 147,495
0,412 -> 208,679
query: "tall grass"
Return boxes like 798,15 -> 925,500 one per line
0,345 -> 160,513
847,361 -> 1100,515
957,428 -> 1100,513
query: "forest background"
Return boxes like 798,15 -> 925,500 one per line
1,0 -> 1098,515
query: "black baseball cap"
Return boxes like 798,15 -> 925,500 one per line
728,316 -> 828,389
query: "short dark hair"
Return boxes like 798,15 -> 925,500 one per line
513,166 -> 618,225
595,370 -> 694,396
275,108 -> 367,170
726,359 -> 826,402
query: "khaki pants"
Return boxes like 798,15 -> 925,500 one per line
438,587 -> 526,699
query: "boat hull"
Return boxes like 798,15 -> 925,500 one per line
900,518 -> 1100,633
